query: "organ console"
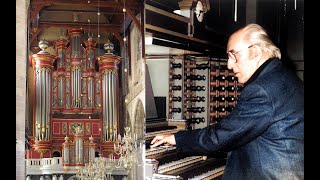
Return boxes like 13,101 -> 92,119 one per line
169,108 -> 182,113
186,107 -> 205,113
170,62 -> 182,69
186,96 -> 205,102
170,96 -> 182,102
145,119 -> 227,180
185,74 -> 206,81
185,63 -> 210,70
186,85 -> 206,91
170,74 -> 182,80
211,86 -> 226,91
186,117 -> 205,124
145,55 -> 241,179
170,85 -> 182,91
211,75 -> 226,81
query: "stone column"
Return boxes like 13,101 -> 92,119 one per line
16,0 -> 28,179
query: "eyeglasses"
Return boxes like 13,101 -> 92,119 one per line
227,45 -> 254,63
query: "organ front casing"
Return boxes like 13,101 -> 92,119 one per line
31,40 -> 56,157
98,44 -> 121,144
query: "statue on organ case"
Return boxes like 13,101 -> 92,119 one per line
76,125 -> 83,134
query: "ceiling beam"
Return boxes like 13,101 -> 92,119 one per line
31,0 -> 140,21
32,0 -> 139,9
30,2 -> 47,21
41,9 -> 124,15
30,27 -> 45,45
112,32 -> 124,46
125,8 -> 141,34
39,22 -> 122,32
30,47 -> 41,54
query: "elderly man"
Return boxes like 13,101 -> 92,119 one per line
151,24 -> 304,180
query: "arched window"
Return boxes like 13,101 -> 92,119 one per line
95,151 -> 99,157
53,151 -> 61,157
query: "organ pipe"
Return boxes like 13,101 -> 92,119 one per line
75,126 -> 84,165
62,136 -> 70,165
98,41 -> 121,142
85,37 -> 97,108
55,36 -> 67,109
88,136 -> 96,162
112,74 -> 117,140
104,72 -> 108,141
69,29 -> 82,109
109,72 -> 113,141
31,40 -> 55,142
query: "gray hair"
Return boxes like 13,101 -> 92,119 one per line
241,24 -> 281,59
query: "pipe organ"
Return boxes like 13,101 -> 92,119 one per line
145,55 -> 242,179
28,29 -> 122,163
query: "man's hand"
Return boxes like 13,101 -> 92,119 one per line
150,134 -> 176,148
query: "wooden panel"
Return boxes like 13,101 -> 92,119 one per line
92,123 -> 100,135
53,122 -> 60,135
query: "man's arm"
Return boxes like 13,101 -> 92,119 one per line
175,84 -> 273,154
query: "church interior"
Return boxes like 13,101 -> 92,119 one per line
16,0 -> 304,180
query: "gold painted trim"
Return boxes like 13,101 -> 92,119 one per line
98,58 -> 121,64
101,69 -> 118,75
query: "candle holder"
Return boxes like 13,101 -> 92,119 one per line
76,154 -> 115,180
76,127 -> 143,179
113,127 -> 144,170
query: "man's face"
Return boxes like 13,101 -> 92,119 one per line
226,32 -> 259,84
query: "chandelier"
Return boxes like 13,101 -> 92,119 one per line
76,127 -> 144,180
114,127 -> 144,169
76,154 -> 114,180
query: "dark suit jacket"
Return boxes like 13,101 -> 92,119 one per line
175,58 -> 304,180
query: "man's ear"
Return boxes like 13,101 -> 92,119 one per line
249,45 -> 262,61
251,45 -> 262,58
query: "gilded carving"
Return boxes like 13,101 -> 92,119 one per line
62,123 -> 67,134
35,149 -> 49,157
86,123 -> 91,135
70,123 -> 83,134
101,69 -> 118,75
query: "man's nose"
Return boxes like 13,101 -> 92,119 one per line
227,59 -> 234,70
